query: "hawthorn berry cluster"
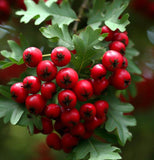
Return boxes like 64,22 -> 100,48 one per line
10,25 -> 131,153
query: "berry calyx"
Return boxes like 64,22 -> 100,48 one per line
113,33 -> 129,46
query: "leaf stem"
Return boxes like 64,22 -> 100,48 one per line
42,54 -> 51,57
73,0 -> 89,33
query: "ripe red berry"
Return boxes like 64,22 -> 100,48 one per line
61,108 -> 80,128
51,46 -> 71,67
71,123 -> 85,137
92,78 -> 109,95
0,0 -> 11,21
44,104 -> 61,119
74,80 -> 93,101
84,116 -> 105,131
10,82 -> 28,103
56,68 -> 78,89
110,69 -> 131,90
26,94 -> 46,115
109,41 -> 126,55
81,130 -> 93,139
94,100 -> 109,118
58,90 -> 77,110
23,76 -> 41,94
102,50 -> 123,71
121,56 -> 128,69
113,33 -> 129,46
90,64 -> 107,80
46,133 -> 62,150
56,0 -> 62,5
62,133 -> 78,148
41,82 -> 56,100
101,26 -> 114,41
80,103 -> 96,121
23,47 -> 42,67
37,60 -> 57,81
41,117 -> 53,134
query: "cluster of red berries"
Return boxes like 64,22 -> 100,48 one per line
0,0 -> 62,23
10,25 -> 131,153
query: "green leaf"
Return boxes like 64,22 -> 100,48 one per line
71,138 -> 121,160
127,60 -> 142,74
88,0 -> 130,32
104,94 -> 136,146
147,26 -> 154,44
71,26 -> 105,74
0,85 -> 11,99
0,98 -> 24,125
16,0 -> 77,26
40,24 -> 74,50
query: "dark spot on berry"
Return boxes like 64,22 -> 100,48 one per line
98,75 -> 105,80
120,49 -> 125,55
29,108 -> 36,114
61,74 -> 72,86
81,89 -> 90,99
112,59 -> 119,68
24,53 -> 32,64
23,81 -> 32,90
11,91 -> 17,99
41,67 -> 51,79
124,79 -> 130,86
62,95 -> 73,106
122,61 -> 126,67
121,39 -> 126,45
84,109 -> 93,118
55,52 -> 65,62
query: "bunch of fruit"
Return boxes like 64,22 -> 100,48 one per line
10,25 -> 131,153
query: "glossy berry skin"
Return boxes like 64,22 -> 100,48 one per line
56,68 -> 78,89
41,117 -> 53,134
23,76 -> 41,94
102,50 -> 123,71
84,116 -> 105,131
61,108 -> 80,128
80,103 -> 96,121
62,133 -> 78,148
110,69 -> 131,90
51,46 -> 71,67
41,82 -> 56,100
74,80 -> 93,101
58,90 -> 77,110
46,133 -> 62,150
109,41 -> 126,55
23,47 -> 42,67
37,60 -> 57,81
92,78 -> 109,95
26,94 -> 46,115
10,82 -> 28,103
121,56 -> 128,69
71,123 -> 85,137
101,26 -> 114,41
94,100 -> 109,118
90,64 -> 107,80
113,33 -> 129,46
44,104 -> 61,119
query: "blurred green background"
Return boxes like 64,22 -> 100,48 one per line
0,0 -> 154,160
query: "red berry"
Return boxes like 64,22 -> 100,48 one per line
46,133 -> 62,150
58,90 -> 77,110
94,100 -> 109,118
10,82 -> 28,103
62,133 -> 78,148
81,130 -> 93,139
101,26 -> 114,41
113,33 -> 129,46
84,116 -> 106,131
109,41 -> 126,55
121,56 -> 128,69
44,104 -> 61,119
26,94 -> 46,115
23,47 -> 42,67
61,108 -> 80,128
80,103 -> 96,121
41,117 -> 53,134
56,0 -> 62,5
51,46 -> 71,66
102,50 -> 123,71
92,78 -> 109,95
0,0 -> 11,21
71,123 -> 85,137
37,60 -> 57,81
90,64 -> 107,80
41,82 -> 56,100
23,76 -> 41,94
110,69 -> 131,90
56,68 -> 78,89
74,80 -> 93,101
